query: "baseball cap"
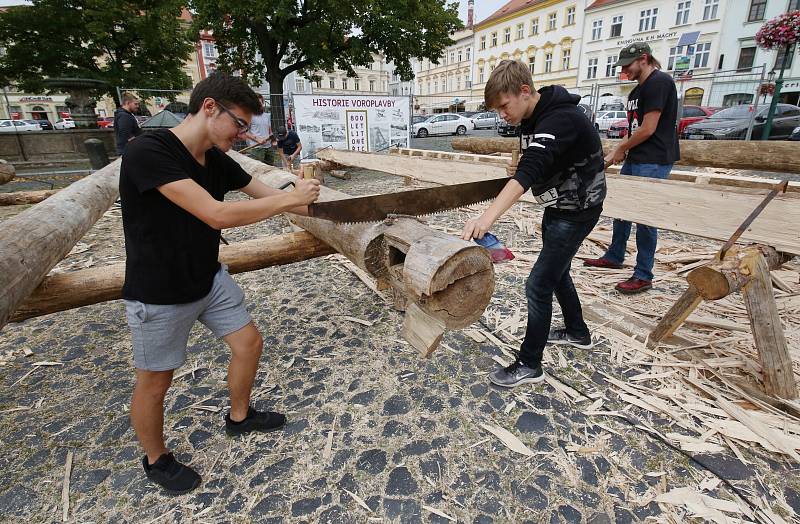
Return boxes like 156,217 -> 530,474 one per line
615,42 -> 652,67
276,125 -> 288,139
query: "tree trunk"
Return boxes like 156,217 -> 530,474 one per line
0,189 -> 59,206
687,245 -> 791,300
10,232 -> 335,323
268,74 -> 287,135
0,160 -> 15,185
0,159 -> 121,331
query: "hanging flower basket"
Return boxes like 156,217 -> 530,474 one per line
759,83 -> 776,96
755,10 -> 800,50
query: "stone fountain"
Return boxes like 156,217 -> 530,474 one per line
42,78 -> 109,128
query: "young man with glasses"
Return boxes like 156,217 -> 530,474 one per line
120,72 -> 320,494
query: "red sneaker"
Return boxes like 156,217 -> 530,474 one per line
615,277 -> 652,294
583,257 -> 623,269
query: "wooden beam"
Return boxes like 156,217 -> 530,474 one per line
0,189 -> 60,206
687,245 -> 792,300
450,137 -> 800,174
0,159 -> 121,331
648,285 -> 704,347
10,232 -> 335,323
315,149 -> 800,256
741,253 -> 798,399
582,300 -> 695,348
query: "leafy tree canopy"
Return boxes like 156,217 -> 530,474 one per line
0,1 -> 196,101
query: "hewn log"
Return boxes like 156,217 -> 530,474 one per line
648,285 -> 703,347
0,159 -> 121,330
450,137 -> 800,174
0,159 -> 15,185
316,149 -> 800,256
10,232 -> 335,323
0,189 -> 60,206
228,152 -> 495,352
741,253 -> 798,399
687,245 -> 792,300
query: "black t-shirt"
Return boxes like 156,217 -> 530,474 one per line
277,130 -> 301,156
120,129 -> 252,304
626,69 -> 680,165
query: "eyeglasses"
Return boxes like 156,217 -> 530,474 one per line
214,99 -> 251,134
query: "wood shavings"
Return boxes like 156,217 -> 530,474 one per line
479,422 -> 535,456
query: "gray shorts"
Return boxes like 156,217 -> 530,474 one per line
124,265 -> 252,371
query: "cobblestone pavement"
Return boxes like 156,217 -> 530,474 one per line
1,161 -> 799,523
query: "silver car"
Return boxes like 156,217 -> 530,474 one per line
471,111 -> 498,130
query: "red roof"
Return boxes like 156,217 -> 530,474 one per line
477,0 -> 552,27
586,0 -> 627,10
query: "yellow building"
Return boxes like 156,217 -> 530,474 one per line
472,0 -> 586,99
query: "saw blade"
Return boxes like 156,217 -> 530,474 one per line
307,178 -> 508,223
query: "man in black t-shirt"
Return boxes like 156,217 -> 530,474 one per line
584,43 -> 680,294
114,92 -> 143,155
275,125 -> 302,170
121,73 -> 320,494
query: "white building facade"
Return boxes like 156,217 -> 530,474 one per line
578,0 -> 730,108
471,0 -> 586,102
717,0 -> 800,107
310,55 -> 390,96
415,28 -> 476,113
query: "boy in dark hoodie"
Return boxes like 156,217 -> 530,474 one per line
462,60 -> 606,388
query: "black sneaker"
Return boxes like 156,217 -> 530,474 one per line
142,453 -> 201,495
225,406 -> 286,436
488,359 -> 545,388
547,328 -> 595,350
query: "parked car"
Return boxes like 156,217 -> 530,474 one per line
0,119 -> 41,132
496,117 -> 519,137
54,118 -> 76,129
30,119 -> 53,130
606,118 -> 629,139
471,111 -> 498,129
594,110 -> 628,132
458,111 -> 479,118
683,103 -> 800,140
677,105 -> 722,135
790,125 -> 800,141
22,119 -> 46,130
411,113 -> 471,137
412,115 -> 428,125
97,116 -> 114,128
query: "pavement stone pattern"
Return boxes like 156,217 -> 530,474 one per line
1,136 -> 799,523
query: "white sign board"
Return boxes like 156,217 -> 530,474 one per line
293,94 -> 410,154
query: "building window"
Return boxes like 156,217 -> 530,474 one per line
355,79 -> 361,90
676,1 -> 691,25
450,51 -> 455,63
480,36 -> 486,50
548,13 -> 557,31
528,56 -> 535,73
295,78 -> 305,92
747,0 -> 767,22
457,76 -> 461,90
587,58 -> 598,79
606,56 -> 617,77
639,8 -> 658,32
504,27 -> 511,43
531,18 -> 539,35
315,80 -> 321,89
667,46 -> 679,70
790,0 -> 800,10
545,53 -> 553,73
775,45 -> 795,70
466,76 -> 471,88
516,23 -> 524,40
202,42 -> 216,57
329,77 -> 335,89
567,6 -> 575,25
342,79 -> 348,89
466,48 -> 471,61
427,81 -> 431,94
458,49 -> 462,62
434,80 -> 438,93
591,20 -> 602,41
562,49 -> 571,70
369,80 -> 375,91
479,67 -> 484,83
610,16 -> 623,37
703,0 -> 718,20
737,47 -> 756,71
489,32 -> 496,46
694,42 -> 711,68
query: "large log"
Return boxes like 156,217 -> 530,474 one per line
229,152 -> 496,354
687,245 -> 792,300
451,137 -> 800,174
316,149 -> 800,256
0,189 -> 60,206
10,232 -> 335,323
0,159 -> 121,330
0,160 -> 15,185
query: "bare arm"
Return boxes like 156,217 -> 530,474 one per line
157,177 -> 319,230
239,177 -> 312,216
607,110 -> 661,163
461,179 -> 526,240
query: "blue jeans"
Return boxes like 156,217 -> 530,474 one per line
519,211 -> 598,367
604,162 -> 673,282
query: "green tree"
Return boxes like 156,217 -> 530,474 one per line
0,0 -> 196,105
190,0 -> 462,130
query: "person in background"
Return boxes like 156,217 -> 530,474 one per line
275,125 -> 302,171
114,92 -> 143,155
